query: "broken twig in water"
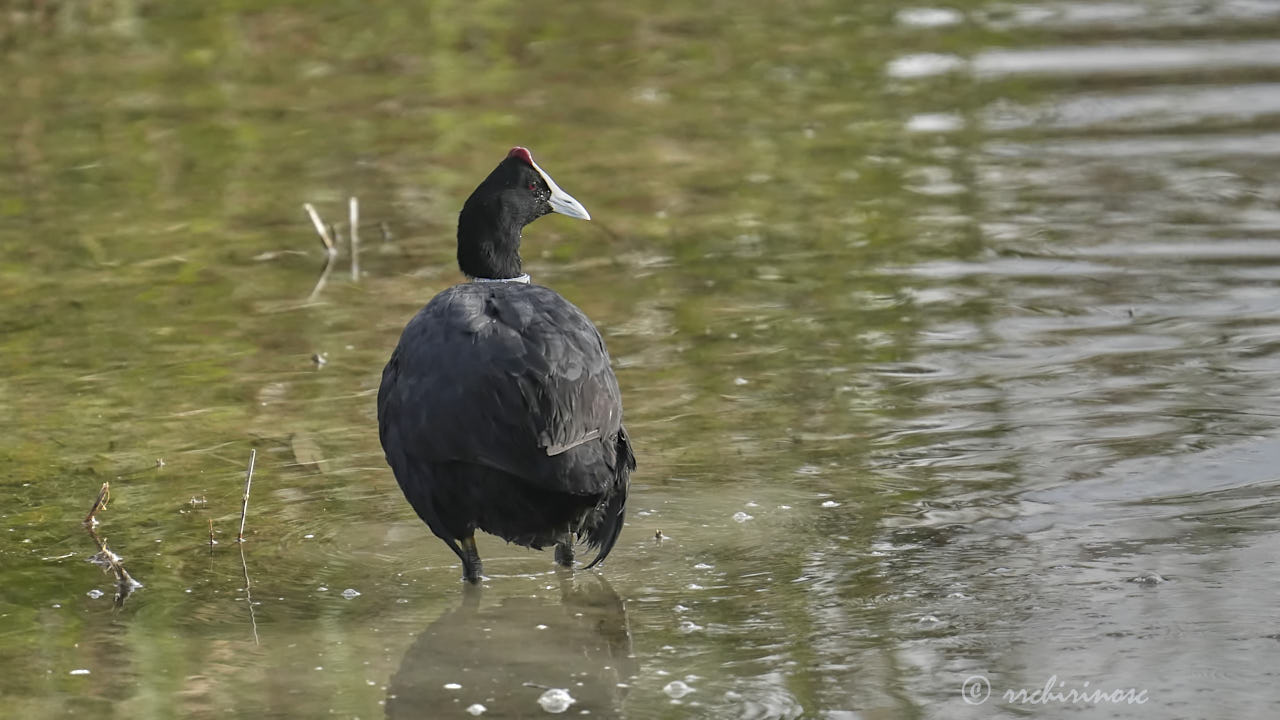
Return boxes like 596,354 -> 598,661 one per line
209,518 -> 216,550
86,527 -> 142,608
304,204 -> 338,300
349,197 -> 360,282
303,203 -> 337,256
82,488 -> 142,608
237,449 -> 256,543
84,482 -> 110,526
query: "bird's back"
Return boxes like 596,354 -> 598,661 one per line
378,282 -> 628,496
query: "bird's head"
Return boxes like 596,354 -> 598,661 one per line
457,147 -> 590,280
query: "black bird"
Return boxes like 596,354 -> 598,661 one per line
377,147 -> 635,584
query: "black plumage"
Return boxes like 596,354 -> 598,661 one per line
377,147 -> 635,583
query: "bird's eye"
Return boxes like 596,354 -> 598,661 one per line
528,183 -> 538,191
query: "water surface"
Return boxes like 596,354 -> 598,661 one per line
3,2 -> 1280,718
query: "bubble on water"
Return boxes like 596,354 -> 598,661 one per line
896,7 -> 964,27
693,563 -> 713,570
778,505 -> 792,510
536,624 -> 549,630
341,588 -> 361,599
466,704 -> 487,716
317,587 -> 328,592
678,620 -> 703,634
821,500 -> 840,508
734,377 -> 749,386
886,53 -> 965,79
744,501 -> 759,508
1130,572 -> 1168,585
906,113 -> 964,133
537,688 -> 576,713
69,669 -> 90,676
633,87 -> 669,104
86,589 -> 104,599
732,512 -> 753,523
663,680 -> 694,699
444,683 -> 462,690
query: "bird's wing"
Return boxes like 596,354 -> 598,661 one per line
378,283 -> 625,495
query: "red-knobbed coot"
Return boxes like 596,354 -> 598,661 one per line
377,147 -> 635,584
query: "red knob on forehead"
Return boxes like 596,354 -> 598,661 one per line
507,147 -> 534,166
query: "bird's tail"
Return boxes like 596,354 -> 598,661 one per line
584,427 -> 635,569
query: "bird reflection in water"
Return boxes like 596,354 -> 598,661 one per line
386,574 -> 636,718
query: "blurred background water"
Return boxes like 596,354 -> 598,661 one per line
3,1 -> 1280,718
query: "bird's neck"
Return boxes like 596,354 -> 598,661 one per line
472,273 -> 531,284
457,203 -> 524,280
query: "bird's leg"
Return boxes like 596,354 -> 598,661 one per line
554,535 -> 575,568
459,535 -> 483,583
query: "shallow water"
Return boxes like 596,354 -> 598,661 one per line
3,1 -> 1280,718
